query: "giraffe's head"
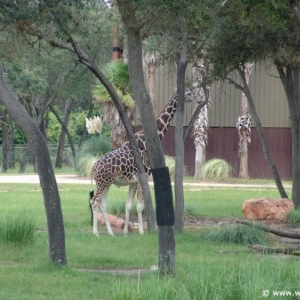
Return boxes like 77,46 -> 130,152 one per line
184,90 -> 198,103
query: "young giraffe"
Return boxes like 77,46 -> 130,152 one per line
90,91 -> 194,236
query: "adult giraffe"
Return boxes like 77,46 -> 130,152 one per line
90,91 -> 195,236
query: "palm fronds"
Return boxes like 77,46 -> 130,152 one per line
92,60 -> 134,108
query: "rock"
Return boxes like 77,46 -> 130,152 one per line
242,198 -> 294,221
97,213 -> 132,232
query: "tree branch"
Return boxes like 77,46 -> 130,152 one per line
289,0 -> 300,28
236,219 -> 300,239
225,76 -> 244,91
184,79 -> 209,142
250,244 -> 300,256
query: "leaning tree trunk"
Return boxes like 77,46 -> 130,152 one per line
237,63 -> 253,179
276,65 -> 300,207
0,62 -> 67,265
237,66 -> 288,199
55,98 -> 74,168
191,61 -> 210,180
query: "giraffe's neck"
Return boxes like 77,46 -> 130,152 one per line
132,93 -> 179,154
155,94 -> 177,140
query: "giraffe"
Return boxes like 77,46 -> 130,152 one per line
90,91 -> 195,236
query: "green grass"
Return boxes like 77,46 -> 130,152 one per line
288,208 -> 300,227
0,182 -> 296,300
201,224 -> 270,246
0,212 -> 36,246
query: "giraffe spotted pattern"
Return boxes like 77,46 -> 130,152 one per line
90,91 -> 195,236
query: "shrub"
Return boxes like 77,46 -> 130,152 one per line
165,156 -> 187,179
75,135 -> 112,177
200,158 -> 232,181
0,212 -> 36,246
201,224 -> 269,246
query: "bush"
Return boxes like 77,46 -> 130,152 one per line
75,135 -> 112,177
201,224 -> 269,246
0,212 -> 36,246
165,156 -> 187,179
200,158 -> 232,181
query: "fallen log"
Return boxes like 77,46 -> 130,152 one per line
250,244 -> 300,256
236,219 -> 300,239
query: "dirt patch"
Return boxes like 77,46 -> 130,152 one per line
74,267 -> 150,276
184,216 -> 236,227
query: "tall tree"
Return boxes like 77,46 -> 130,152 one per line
144,51 -> 159,108
237,63 -> 253,179
207,1 -> 291,201
0,62 -> 67,265
92,60 -> 135,148
116,0 -> 175,275
191,60 -> 210,180
174,16 -> 188,232
134,0 -> 217,232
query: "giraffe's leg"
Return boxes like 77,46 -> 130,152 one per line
90,187 -> 114,236
124,183 -> 138,235
90,190 -> 101,236
136,183 -> 144,234
92,207 -> 99,236
99,190 -> 114,236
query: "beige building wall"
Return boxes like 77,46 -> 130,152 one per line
140,63 -> 290,128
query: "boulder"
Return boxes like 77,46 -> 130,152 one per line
97,213 -> 132,232
242,198 -> 294,221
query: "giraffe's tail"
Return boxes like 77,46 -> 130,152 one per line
89,189 -> 94,226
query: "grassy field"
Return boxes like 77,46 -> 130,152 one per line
0,180 -> 298,299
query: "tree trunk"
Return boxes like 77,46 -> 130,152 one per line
236,67 -> 288,199
112,25 -> 122,60
237,63 -> 253,179
8,115 -> 15,169
79,100 -> 94,149
276,65 -> 300,207
55,98 -> 74,168
0,62 -> 67,265
194,144 -> 206,179
184,83 -> 209,142
19,144 -> 30,173
191,61 -> 209,180
50,104 -> 76,161
174,16 -> 188,233
239,152 -> 249,178
145,53 -> 157,109
117,0 -> 175,276
0,106 -> 8,173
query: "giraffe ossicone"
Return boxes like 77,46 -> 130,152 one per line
90,90 -> 195,236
